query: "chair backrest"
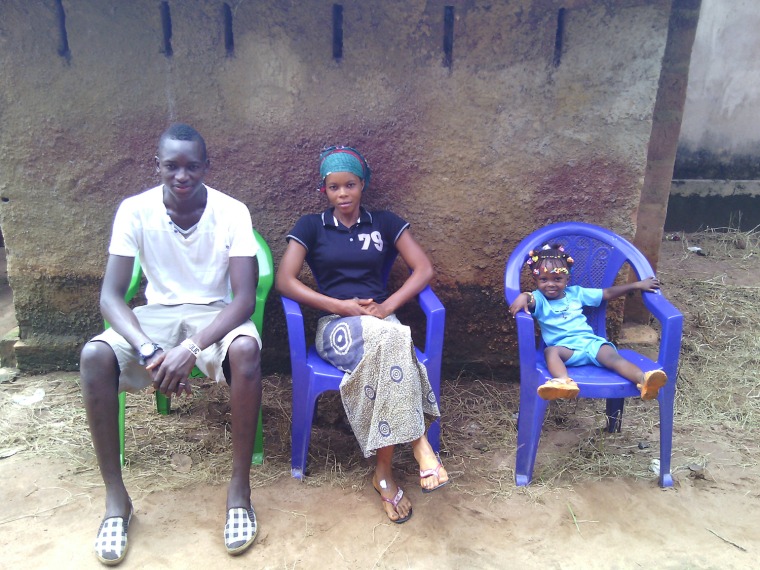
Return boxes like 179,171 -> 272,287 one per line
251,229 -> 274,332
505,222 -> 656,338
124,228 -> 274,332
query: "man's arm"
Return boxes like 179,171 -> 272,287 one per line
602,276 -> 660,301
100,254 -> 155,351
192,255 -> 258,349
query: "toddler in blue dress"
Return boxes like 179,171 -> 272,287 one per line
509,243 -> 667,401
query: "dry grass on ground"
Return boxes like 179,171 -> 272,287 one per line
1,228 -> 758,499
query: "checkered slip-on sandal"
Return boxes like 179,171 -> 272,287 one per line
94,505 -> 133,566
224,505 -> 258,555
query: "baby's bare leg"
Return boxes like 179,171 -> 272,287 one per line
539,346 -> 579,400
596,345 -> 642,383
596,345 -> 666,400
544,346 -> 574,379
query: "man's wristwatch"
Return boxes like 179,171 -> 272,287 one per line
138,342 -> 162,365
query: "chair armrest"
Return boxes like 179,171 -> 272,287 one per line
514,311 -> 539,374
417,286 -> 445,362
280,296 -> 309,378
642,292 -> 683,378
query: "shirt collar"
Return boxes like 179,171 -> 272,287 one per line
321,206 -> 373,228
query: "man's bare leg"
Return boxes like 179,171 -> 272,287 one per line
80,341 -> 132,518
226,336 -> 262,510
222,336 -> 263,555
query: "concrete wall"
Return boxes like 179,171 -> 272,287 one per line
666,180 -> 760,231
0,0 -> 677,374
675,0 -> 760,179
665,0 -> 758,231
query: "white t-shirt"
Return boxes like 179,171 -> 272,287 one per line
108,185 -> 258,305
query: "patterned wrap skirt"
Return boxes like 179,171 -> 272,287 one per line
315,314 -> 440,457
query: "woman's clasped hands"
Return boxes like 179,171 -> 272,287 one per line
337,297 -> 392,319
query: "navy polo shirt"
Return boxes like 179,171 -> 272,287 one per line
286,207 -> 410,303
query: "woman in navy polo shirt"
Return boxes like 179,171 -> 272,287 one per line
276,146 -> 448,524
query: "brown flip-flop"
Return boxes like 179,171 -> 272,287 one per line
537,378 -> 580,400
639,370 -> 667,400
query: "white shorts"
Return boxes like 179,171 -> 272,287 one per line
90,302 -> 261,393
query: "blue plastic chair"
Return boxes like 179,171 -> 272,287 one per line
281,252 -> 446,479
504,222 -> 683,487
109,229 -> 274,467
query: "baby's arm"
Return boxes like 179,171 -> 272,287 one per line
602,276 -> 660,301
510,291 -> 536,316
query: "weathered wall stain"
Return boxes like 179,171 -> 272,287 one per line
532,159 -> 640,232
0,0 -> 682,374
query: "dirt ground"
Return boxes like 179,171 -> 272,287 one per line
1,233 -> 759,570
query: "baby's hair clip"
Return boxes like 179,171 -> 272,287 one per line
525,249 -> 540,268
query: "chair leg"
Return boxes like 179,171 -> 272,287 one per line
427,418 -> 441,455
118,391 -> 126,467
426,366 -> 441,454
515,388 -> 550,486
291,383 -> 317,479
156,391 -> 171,415
252,408 -> 264,465
605,398 -> 625,433
657,385 -> 676,488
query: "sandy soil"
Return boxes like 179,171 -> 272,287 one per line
1,236 -> 759,569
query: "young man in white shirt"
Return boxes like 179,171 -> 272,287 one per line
81,124 -> 261,564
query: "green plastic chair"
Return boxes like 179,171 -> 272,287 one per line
107,229 -> 273,467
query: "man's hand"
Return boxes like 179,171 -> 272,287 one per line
146,347 -> 196,396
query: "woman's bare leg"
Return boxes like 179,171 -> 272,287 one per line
372,446 -> 412,522
411,434 -> 449,491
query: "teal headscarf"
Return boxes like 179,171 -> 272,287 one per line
318,146 -> 371,191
